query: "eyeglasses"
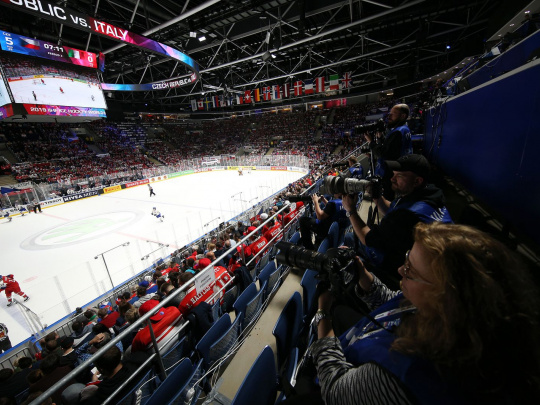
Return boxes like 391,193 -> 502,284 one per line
402,250 -> 433,285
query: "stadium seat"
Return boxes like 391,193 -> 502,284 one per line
317,237 -> 330,254
272,292 -> 303,384
258,261 -> 281,301
300,269 -> 319,323
145,358 -> 204,405
233,282 -> 264,332
327,221 -> 339,249
221,285 -> 238,314
116,368 -> 155,405
230,346 -> 278,405
195,313 -> 241,371
289,231 -> 300,245
161,335 -> 187,373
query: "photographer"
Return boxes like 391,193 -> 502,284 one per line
309,223 -> 540,405
343,156 -> 363,180
299,193 -> 348,250
343,154 -> 451,288
365,104 -> 412,199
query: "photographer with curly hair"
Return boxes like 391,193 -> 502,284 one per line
310,223 -> 540,405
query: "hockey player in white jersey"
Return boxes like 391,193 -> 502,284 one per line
1,209 -> 11,222
151,207 -> 164,222
16,204 -> 28,216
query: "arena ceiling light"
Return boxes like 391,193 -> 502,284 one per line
199,36 -> 207,42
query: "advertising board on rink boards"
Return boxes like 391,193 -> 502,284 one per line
149,175 -> 168,183
168,170 -> 194,178
62,190 -> 99,202
40,197 -> 64,207
103,185 -> 122,194
288,166 -> 309,173
125,179 -> 149,188
271,166 -> 287,171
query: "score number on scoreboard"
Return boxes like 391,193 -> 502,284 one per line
0,30 -> 98,69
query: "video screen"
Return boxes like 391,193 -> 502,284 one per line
0,52 -> 107,109
0,70 -> 11,107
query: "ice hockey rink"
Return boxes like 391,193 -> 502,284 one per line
0,169 -> 304,347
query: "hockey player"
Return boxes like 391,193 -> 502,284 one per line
59,87 -> 64,94
148,184 -> 156,197
2,209 -> 11,222
0,322 -> 12,353
0,274 -> 29,306
151,207 -> 164,222
16,204 -> 28,216
238,168 -> 243,176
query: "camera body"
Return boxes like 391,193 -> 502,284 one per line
355,118 -> 386,135
276,241 -> 357,290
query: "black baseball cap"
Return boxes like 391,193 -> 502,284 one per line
385,154 -> 430,179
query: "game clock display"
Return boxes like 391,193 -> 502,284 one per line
0,30 -> 98,69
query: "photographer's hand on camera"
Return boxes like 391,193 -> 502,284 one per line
312,194 -> 328,221
342,194 -> 370,245
354,257 -> 374,293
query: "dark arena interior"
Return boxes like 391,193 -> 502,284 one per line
0,0 -> 540,404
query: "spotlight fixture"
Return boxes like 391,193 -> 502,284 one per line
190,31 -> 197,38
198,36 -> 206,42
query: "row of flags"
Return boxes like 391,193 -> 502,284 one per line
191,72 -> 352,111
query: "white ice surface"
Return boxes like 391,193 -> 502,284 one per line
0,169 -> 303,347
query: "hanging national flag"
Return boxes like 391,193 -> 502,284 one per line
236,94 -> 244,105
304,79 -> 314,95
191,99 -> 197,111
211,95 -> 220,108
272,85 -> 281,100
227,95 -> 234,106
244,90 -> 252,103
283,83 -> 291,98
294,81 -> 303,96
197,99 -> 204,110
342,72 -> 352,89
219,95 -> 227,107
203,98 -> 212,110
263,86 -> 272,101
329,74 -> 339,90
254,88 -> 261,102
315,77 -> 325,93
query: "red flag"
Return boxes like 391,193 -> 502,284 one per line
244,90 -> 252,103
315,77 -> 325,93
342,72 -> 352,89
283,83 -> 291,98
236,95 -> 244,104
263,86 -> 272,101
197,100 -> 204,110
294,81 -> 303,96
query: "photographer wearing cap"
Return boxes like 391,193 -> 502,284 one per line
365,104 -> 412,199
343,154 -> 452,288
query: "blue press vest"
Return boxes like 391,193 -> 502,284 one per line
349,165 -> 364,180
340,295 -> 466,404
375,124 -> 412,178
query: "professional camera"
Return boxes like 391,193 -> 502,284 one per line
287,195 -> 313,204
276,241 -> 357,290
354,118 -> 386,135
319,175 -> 382,199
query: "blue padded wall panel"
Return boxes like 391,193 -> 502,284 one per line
425,62 -> 540,244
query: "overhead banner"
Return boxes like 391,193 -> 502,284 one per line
0,0 -> 199,90
23,104 -> 106,117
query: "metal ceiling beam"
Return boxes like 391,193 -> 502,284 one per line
103,0 -> 222,54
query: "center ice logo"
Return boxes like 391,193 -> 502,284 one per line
21,212 -> 140,250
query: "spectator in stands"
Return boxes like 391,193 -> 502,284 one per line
178,258 -> 232,316
28,354 -> 73,404
133,286 -> 152,309
97,307 -> 120,329
0,357 -> 33,400
128,300 -> 182,353
79,345 -> 147,405
160,283 -> 186,307
70,320 -> 94,348
343,154 -> 452,288
300,193 -> 347,250
58,337 -> 78,369
311,222 -> 540,405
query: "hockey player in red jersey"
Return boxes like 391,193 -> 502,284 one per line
0,274 -> 29,306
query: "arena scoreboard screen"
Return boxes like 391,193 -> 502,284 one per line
0,30 -> 98,69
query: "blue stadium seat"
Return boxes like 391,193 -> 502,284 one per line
258,261 -> 281,301
327,221 -> 339,249
272,292 -> 303,384
221,285 -> 238,314
230,346 -> 278,405
161,335 -> 187,373
145,358 -> 204,405
289,231 -> 300,245
317,237 -> 330,254
116,368 -> 155,405
233,282 -> 264,332
195,313 -> 241,371
300,269 -> 319,323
